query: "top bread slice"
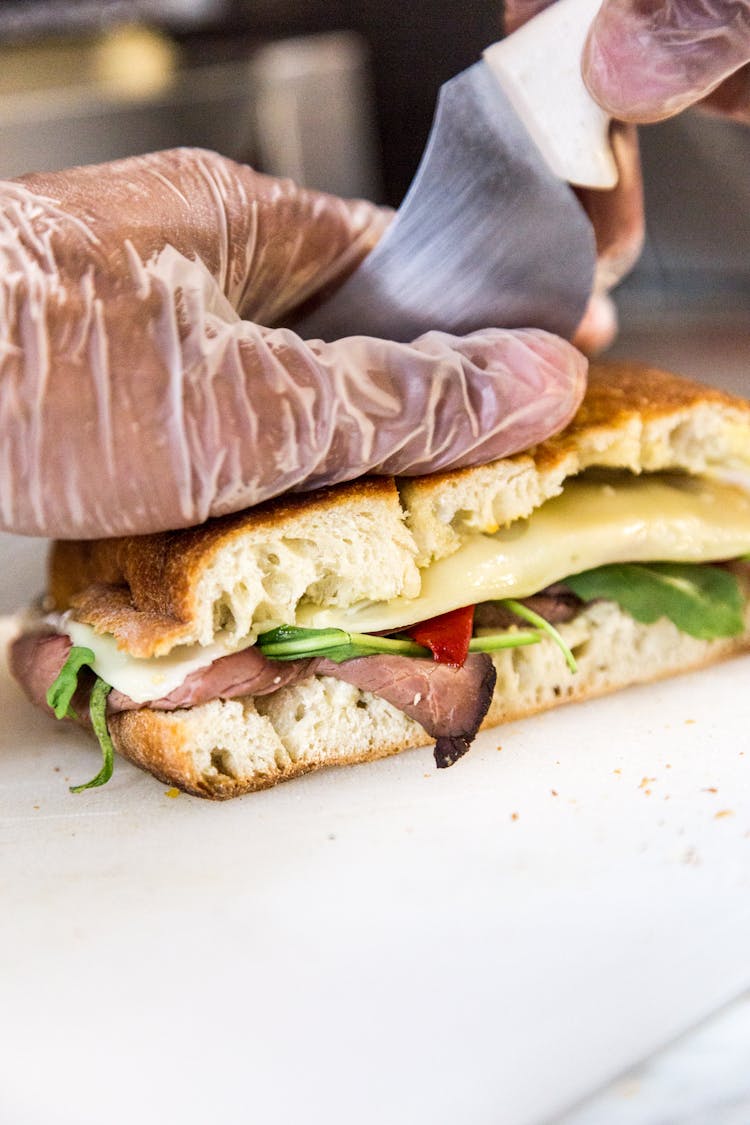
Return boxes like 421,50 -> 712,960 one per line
48,362 -> 750,659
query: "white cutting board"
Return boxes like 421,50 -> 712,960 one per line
1,611 -> 750,1125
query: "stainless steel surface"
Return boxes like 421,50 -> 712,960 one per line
292,60 -> 595,343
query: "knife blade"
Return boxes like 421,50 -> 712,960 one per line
291,0 -> 613,344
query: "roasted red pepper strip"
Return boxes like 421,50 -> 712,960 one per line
406,605 -> 475,667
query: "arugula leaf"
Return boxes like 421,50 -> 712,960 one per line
46,645 -> 96,719
468,630 -> 541,654
45,645 -> 116,792
565,563 -> 745,640
500,599 -> 577,672
258,625 -> 431,662
70,678 -> 115,793
259,623 -> 541,663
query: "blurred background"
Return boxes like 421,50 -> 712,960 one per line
0,0 -> 748,313
0,0 -> 748,608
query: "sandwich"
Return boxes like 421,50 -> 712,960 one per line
9,360 -> 750,799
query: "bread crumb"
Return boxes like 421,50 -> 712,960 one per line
165,787 -> 180,799
684,719 -> 695,725
639,777 -> 656,789
613,769 -> 622,775
665,763 -> 672,769
511,812 -> 519,821
496,745 -> 503,752
551,789 -> 558,797
702,787 -> 718,794
715,809 -> 734,820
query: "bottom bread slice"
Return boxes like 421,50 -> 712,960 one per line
108,599 -> 750,799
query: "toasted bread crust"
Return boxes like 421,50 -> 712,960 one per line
50,476 -> 398,616
108,706 -> 420,799
51,476 -> 414,656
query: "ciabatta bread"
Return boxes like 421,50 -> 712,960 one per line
11,360 -> 750,799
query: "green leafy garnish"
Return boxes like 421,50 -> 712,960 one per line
258,625 -> 431,662
259,623 -> 542,662
500,599 -> 578,672
70,678 -> 115,794
565,562 -> 745,640
46,645 -> 96,718
468,631 -> 541,653
45,644 -> 115,793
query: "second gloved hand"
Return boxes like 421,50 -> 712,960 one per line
584,0 -> 750,124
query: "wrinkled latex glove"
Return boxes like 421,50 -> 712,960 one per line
505,0 -> 750,122
583,0 -> 750,125
506,0 -> 750,353
0,148 -> 586,540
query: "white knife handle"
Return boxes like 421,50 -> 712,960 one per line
483,0 -> 617,189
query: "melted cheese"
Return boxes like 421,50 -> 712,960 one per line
298,472 -> 750,633
55,472 -> 750,700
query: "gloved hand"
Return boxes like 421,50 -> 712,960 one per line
0,148 -> 586,540
506,0 -> 750,353
505,0 -> 750,121
583,0 -> 750,125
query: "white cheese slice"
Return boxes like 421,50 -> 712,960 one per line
298,472 -> 750,634
62,619 -> 253,705
54,472 -> 750,701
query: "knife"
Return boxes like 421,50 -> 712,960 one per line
291,0 -> 614,344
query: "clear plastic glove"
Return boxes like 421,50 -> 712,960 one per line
583,0 -> 750,125
505,0 -> 750,121
0,148 -> 586,540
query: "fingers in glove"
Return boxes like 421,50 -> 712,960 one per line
584,0 -> 750,123
15,148 -> 391,329
573,293 -> 619,356
148,323 -> 585,528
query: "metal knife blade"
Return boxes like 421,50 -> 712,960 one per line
291,0 -> 610,344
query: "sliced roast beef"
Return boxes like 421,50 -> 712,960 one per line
314,652 -> 497,767
110,645 -> 316,711
9,631 -> 83,715
10,629 -> 496,768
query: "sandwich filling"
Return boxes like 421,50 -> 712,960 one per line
40,468 -> 750,696
14,466 -> 750,790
